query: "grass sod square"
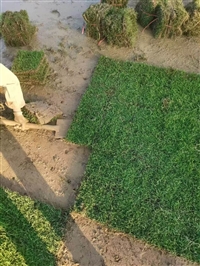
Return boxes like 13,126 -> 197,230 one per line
66,56 -> 200,263
11,50 -> 50,85
17,62 -> 50,84
12,50 -> 45,73
0,188 -> 67,266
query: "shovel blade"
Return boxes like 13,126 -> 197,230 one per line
55,119 -> 72,139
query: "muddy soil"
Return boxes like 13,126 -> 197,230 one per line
0,1 -> 200,265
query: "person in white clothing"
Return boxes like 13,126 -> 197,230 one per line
0,63 -> 28,125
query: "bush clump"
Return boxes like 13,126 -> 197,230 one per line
12,50 -> 50,85
1,10 -> 36,46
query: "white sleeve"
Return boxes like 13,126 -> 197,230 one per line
0,63 -> 19,86
4,83 -> 26,111
0,63 -> 26,110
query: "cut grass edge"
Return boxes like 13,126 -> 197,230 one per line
0,187 -> 68,266
65,56 -> 200,263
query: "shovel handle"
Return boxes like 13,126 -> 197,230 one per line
25,123 -> 58,131
0,118 -> 58,132
0,118 -> 19,126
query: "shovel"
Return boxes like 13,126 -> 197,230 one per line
0,117 -> 71,139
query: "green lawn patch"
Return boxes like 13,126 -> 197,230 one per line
0,188 -> 67,266
66,56 -> 200,262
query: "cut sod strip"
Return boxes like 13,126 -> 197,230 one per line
11,50 -> 50,86
0,188 -> 67,266
66,56 -> 200,263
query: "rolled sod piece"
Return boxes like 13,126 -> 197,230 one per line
12,50 -> 50,86
83,3 -> 113,41
152,0 -> 189,38
182,0 -> 200,36
0,14 -> 2,36
12,50 -> 45,73
101,0 -> 128,8
1,10 -> 37,46
135,0 -> 160,28
102,7 -> 138,47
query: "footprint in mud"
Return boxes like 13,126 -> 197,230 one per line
51,9 -> 60,17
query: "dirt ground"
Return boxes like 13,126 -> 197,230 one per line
0,1 -> 200,265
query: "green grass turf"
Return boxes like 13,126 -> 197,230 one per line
66,56 -> 200,262
0,188 -> 67,266
12,50 -> 44,72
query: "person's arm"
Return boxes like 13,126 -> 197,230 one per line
4,83 -> 26,110
0,64 -> 28,125
4,83 -> 28,125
